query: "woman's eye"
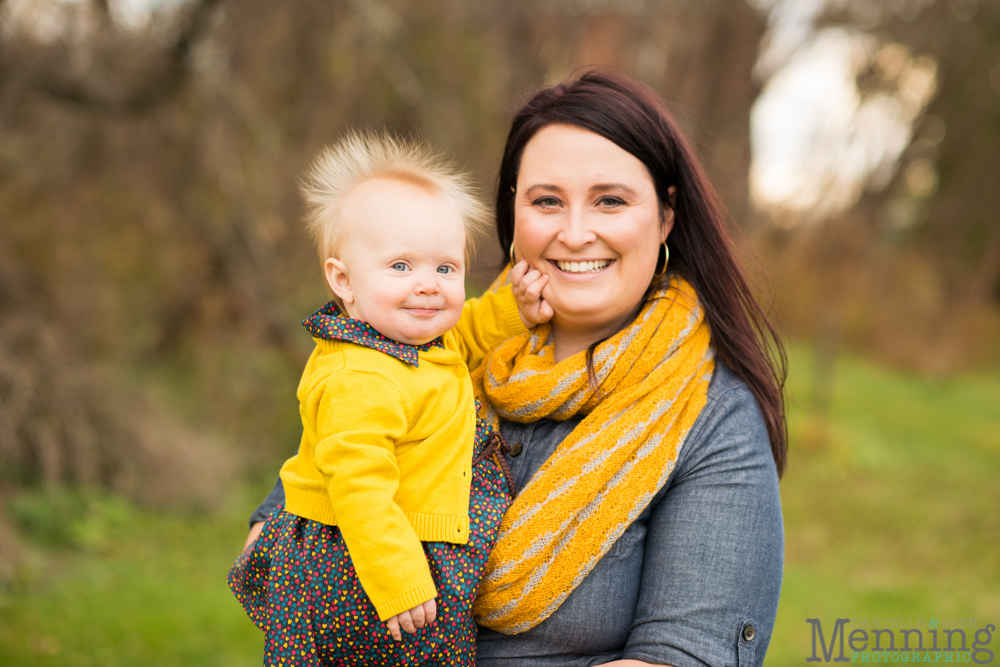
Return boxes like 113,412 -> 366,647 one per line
437,265 -> 453,275
392,262 -> 409,271
598,196 -> 626,208
533,196 -> 560,209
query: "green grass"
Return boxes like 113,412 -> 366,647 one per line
0,490 -> 263,667
0,348 -> 997,665
769,348 -> 1000,665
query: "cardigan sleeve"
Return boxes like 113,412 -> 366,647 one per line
312,372 -> 437,621
444,284 -> 526,371
248,476 -> 283,528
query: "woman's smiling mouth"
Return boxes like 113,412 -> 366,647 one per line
553,259 -> 613,274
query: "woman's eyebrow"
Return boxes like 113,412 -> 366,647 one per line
591,183 -> 639,197
523,183 -> 640,197
523,184 -> 564,197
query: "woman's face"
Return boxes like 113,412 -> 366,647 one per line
513,124 -> 674,348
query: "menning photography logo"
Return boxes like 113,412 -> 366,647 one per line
806,618 -> 997,664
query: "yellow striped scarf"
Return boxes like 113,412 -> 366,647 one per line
471,272 -> 715,633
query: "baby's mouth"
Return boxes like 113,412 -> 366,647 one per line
404,307 -> 440,316
554,259 -> 612,274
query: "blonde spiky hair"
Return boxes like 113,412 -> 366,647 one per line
300,130 -> 491,267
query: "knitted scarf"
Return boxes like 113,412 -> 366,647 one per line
471,271 -> 715,633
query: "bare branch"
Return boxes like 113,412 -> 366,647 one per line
92,0 -> 111,23
29,0 -> 225,114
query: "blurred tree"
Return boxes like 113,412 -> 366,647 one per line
842,0 -> 1000,304
0,0 -> 222,112
758,0 -> 1000,372
0,0 -> 767,500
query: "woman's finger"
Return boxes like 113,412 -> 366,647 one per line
243,522 -> 265,554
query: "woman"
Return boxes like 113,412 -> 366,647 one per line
248,70 -> 786,667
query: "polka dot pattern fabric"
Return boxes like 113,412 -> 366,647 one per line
228,412 -> 510,666
301,301 -> 444,367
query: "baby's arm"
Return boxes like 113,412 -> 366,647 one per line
311,373 -> 437,625
444,266 -> 553,370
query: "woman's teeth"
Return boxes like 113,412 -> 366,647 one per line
555,259 -> 611,273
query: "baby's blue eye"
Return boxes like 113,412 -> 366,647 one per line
437,266 -> 453,275
392,262 -> 408,271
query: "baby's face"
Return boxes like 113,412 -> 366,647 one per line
330,178 -> 467,345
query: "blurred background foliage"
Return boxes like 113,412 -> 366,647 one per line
0,0 -> 997,664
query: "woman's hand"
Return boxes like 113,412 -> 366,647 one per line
511,260 -> 553,328
386,598 -> 437,640
243,521 -> 265,554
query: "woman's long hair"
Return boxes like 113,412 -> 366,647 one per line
495,69 -> 788,476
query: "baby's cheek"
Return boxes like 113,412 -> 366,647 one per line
442,304 -> 464,334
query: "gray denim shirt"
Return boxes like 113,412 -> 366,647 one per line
250,361 -> 783,667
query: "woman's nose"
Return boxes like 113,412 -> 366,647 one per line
557,209 -> 597,249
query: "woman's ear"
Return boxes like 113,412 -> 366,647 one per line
661,186 -> 677,242
325,258 -> 354,306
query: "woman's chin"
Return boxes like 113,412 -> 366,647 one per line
550,305 -> 631,338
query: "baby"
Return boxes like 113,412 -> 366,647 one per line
228,131 -> 547,666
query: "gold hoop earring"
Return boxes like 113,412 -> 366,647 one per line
509,242 -> 516,267
653,241 -> 669,278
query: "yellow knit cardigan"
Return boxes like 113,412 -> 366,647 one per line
280,285 -> 524,621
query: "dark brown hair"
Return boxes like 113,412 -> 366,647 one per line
496,70 -> 788,476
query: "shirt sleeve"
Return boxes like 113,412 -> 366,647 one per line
248,476 -> 285,529
622,384 -> 784,667
311,372 -> 437,621
443,284 -> 526,371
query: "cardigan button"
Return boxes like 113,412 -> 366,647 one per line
510,442 -> 523,456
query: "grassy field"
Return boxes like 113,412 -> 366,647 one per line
1,348 -> 998,666
0,489 -> 265,667
770,347 -> 1000,665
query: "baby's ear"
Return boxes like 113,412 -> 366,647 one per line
325,258 -> 354,305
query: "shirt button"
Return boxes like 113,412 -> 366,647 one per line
743,625 -> 756,642
454,366 -> 466,377
510,442 -> 523,456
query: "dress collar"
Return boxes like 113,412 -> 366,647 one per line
302,301 -> 444,367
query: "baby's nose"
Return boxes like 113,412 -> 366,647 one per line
414,275 -> 441,294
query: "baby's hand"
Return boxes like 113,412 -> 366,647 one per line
511,260 -> 553,328
386,598 -> 437,641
